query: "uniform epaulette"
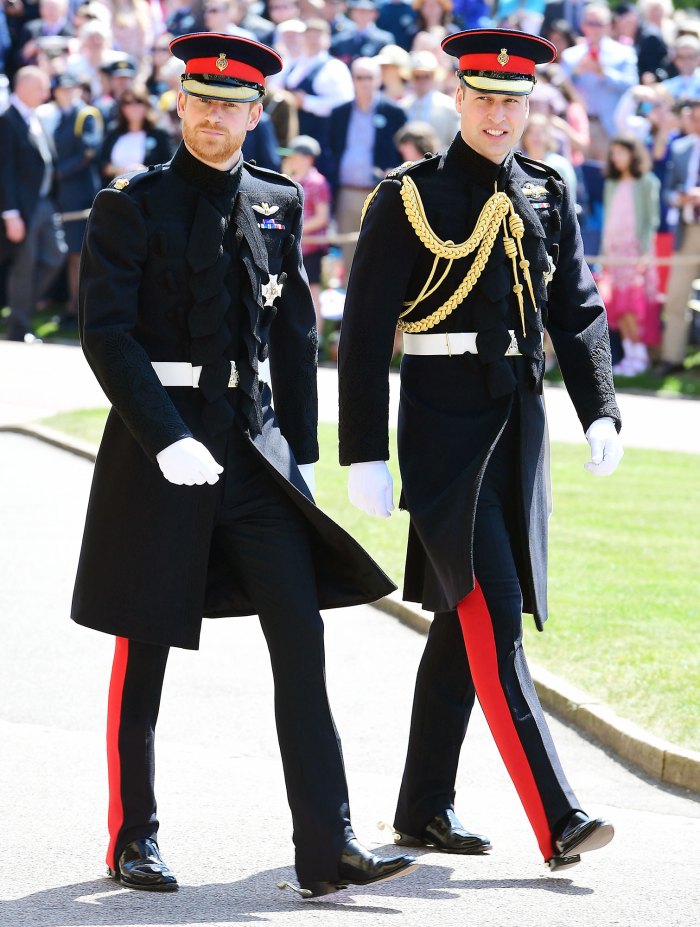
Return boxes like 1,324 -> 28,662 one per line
108,163 -> 168,192
74,105 -> 103,137
514,152 -> 564,184
244,160 -> 298,190
385,152 -> 440,180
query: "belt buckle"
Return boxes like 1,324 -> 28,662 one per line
228,360 -> 239,388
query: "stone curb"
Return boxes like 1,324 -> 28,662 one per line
6,422 -> 700,796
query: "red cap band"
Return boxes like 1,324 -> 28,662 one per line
458,53 -> 535,75
185,56 -> 264,85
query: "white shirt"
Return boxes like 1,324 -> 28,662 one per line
285,53 -> 354,117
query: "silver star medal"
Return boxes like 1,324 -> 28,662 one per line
543,254 -> 556,286
262,274 -> 283,307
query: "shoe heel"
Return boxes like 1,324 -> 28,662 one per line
278,879 -> 344,899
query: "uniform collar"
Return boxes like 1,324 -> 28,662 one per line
443,134 -> 513,191
171,141 -> 243,198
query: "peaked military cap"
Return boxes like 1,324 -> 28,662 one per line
442,28 -> 556,96
169,32 -> 283,104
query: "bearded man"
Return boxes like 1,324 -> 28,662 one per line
72,32 -> 416,899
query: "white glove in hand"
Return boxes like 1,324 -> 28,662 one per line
156,437 -> 223,486
584,417 -> 623,477
348,460 -> 394,518
297,462 -> 316,495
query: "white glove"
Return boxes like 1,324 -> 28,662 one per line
297,462 -> 316,495
584,417 -> 623,477
348,460 -> 394,518
156,437 -> 223,486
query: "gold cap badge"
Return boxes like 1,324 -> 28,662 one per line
216,53 -> 228,72
113,177 -> 129,189
497,48 -> 509,67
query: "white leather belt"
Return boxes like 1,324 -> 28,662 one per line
402,331 -> 522,357
152,360 -> 261,388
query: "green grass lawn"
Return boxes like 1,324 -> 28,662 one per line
41,409 -> 700,751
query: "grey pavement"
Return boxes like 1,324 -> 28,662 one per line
2,339 -> 700,453
2,340 -> 700,924
1,432 -> 700,927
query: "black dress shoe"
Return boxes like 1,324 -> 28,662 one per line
108,838 -> 178,891
546,812 -> 614,872
296,838 -> 417,898
394,809 -> 492,854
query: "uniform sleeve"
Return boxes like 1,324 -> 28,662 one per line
546,180 -> 621,433
268,186 -> 319,465
338,177 -> 420,465
79,187 -> 192,459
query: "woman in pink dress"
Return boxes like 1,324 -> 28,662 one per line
601,135 -> 660,375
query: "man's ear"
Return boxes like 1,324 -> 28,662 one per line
247,101 -> 263,131
176,90 -> 186,118
455,84 -> 463,114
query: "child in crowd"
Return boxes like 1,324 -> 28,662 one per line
284,134 -> 331,345
601,135 -> 660,375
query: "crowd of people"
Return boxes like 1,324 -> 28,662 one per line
1,0 -> 699,373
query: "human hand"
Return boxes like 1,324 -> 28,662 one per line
156,437 -> 223,485
348,461 -> 394,518
4,214 -> 25,243
298,462 -> 316,495
584,417 -> 623,477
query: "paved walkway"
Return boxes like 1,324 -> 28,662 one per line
1,340 -> 700,453
1,432 -> 699,927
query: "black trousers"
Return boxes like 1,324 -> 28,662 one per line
394,412 -> 579,860
106,429 -> 352,882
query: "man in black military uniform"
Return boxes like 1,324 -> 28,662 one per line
338,28 -> 624,872
72,31 -> 416,899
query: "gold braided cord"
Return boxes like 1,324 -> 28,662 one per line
508,212 -> 537,312
400,253 -> 453,316
359,182 -> 384,227
401,175 -> 511,259
397,212 -> 505,332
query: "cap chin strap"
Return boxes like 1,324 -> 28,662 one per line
181,76 -> 265,103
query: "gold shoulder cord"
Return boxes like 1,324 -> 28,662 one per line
395,176 -> 537,335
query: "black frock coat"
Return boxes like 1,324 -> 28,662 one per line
71,142 -> 395,650
338,135 -> 621,629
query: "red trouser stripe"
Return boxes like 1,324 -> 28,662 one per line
457,583 -> 554,859
106,637 -> 129,869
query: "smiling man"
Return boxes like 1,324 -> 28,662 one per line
339,28 -> 623,872
72,31 -> 416,900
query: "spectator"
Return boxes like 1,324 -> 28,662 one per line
560,3 -> 638,161
284,17 -> 354,177
66,17 -> 113,98
97,83 -> 174,185
519,111 -> 578,199
264,0 -> 301,28
284,133 -> 331,338
328,55 -> 405,274
636,0 -> 675,83
17,0 -> 74,70
317,0 -> 354,40
202,0 -> 255,38
111,0 -> 156,62
600,134 -> 660,375
544,17 -> 577,61
0,65 -> 67,342
541,0 -> 587,38
661,35 -> 700,102
165,0 -> 205,36
541,62 -> 590,167
376,0 -> 417,52
655,98 -> 700,375
231,0 -> 274,42
400,49 -> 458,149
95,54 -> 138,124
145,32 -> 175,100
611,3 -> 639,48
412,0 -> 459,42
39,70 -> 102,327
241,108 -> 281,169
393,119 -> 438,160
331,0 -> 394,67
374,42 -> 410,102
